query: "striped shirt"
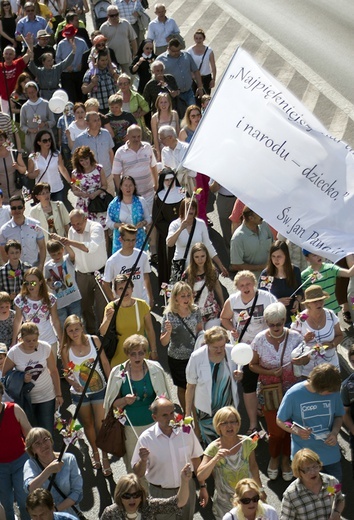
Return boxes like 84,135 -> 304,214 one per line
301,263 -> 341,313
112,142 -> 157,197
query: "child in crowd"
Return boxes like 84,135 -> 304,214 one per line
0,189 -> 11,229
0,240 -> 32,302
0,343 -> 13,401
44,240 -> 82,327
104,94 -> 137,151
0,292 -> 15,348
301,249 -> 354,314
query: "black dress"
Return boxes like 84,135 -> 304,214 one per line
0,15 -> 21,55
129,53 -> 156,94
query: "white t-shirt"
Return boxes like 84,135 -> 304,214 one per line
7,341 -> 55,403
228,289 -> 277,343
44,254 -> 81,309
0,205 -> 11,229
14,294 -> 58,344
103,248 -> 151,303
68,335 -> 106,395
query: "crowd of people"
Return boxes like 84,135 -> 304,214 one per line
0,1 -> 353,520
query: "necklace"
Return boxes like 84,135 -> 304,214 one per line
128,362 -> 148,401
126,513 -> 139,520
268,329 -> 285,339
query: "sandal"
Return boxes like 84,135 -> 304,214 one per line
102,456 -> 112,477
343,311 -> 352,324
90,451 -> 101,470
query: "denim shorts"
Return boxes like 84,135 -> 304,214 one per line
71,387 -> 106,406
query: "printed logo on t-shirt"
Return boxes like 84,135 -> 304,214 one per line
300,399 -> 332,440
78,359 -> 105,393
234,304 -> 265,325
119,264 -> 142,281
25,362 -> 44,381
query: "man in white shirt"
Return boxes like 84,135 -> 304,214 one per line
112,124 -> 158,213
132,397 -> 208,520
102,223 -> 153,307
0,190 -> 11,230
159,125 -> 196,195
53,209 -> 107,334
147,3 -> 180,55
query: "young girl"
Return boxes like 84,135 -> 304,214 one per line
160,281 -> 203,411
61,315 -> 112,476
151,92 -> 179,161
0,291 -> 15,348
12,268 -> 62,359
182,242 -> 224,329
66,103 -> 87,150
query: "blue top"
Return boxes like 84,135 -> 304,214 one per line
277,381 -> 344,465
54,513 -> 77,520
158,51 -> 198,92
74,129 -> 114,176
56,37 -> 88,71
16,16 -> 51,44
23,452 -> 83,517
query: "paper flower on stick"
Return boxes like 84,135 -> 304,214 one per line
33,114 -> 42,124
54,412 -> 84,446
238,310 -> 250,323
160,282 -> 173,298
327,483 -> 342,496
62,361 -> 75,378
169,414 -> 194,433
194,187 -> 203,195
3,138 -> 13,152
259,275 -> 274,289
113,408 -> 127,425
311,343 -> 330,359
310,271 -> 323,282
29,152 -> 40,161
8,269 -> 21,279
119,364 -> 127,383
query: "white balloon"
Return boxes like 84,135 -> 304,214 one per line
49,96 -> 66,114
231,343 -> 253,365
52,89 -> 69,103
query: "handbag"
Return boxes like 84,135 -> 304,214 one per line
261,330 -> 289,411
169,218 -> 196,284
96,405 -> 126,458
88,189 -> 114,213
100,302 -> 119,362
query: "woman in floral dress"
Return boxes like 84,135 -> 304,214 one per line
71,146 -> 108,230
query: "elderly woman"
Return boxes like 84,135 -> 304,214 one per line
24,427 -> 83,517
167,198 -> 228,280
143,60 -> 179,114
100,275 -> 157,367
117,73 -> 150,134
197,407 -> 264,518
280,449 -> 345,520
223,478 -> 278,520
100,466 -> 192,520
290,285 -> 343,378
249,302 -> 303,481
0,381 -> 32,520
103,335 -> 170,473
291,285 -> 343,377
221,270 -> 277,434
161,281 -> 203,411
185,327 -> 240,447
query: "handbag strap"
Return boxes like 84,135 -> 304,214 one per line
198,46 -> 208,71
179,217 -> 196,273
238,290 -> 259,343
36,152 -> 53,184
194,281 -> 206,304
174,313 -> 197,340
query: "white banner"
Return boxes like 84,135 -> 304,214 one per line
182,48 -> 354,262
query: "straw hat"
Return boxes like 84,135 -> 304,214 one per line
303,285 -> 329,303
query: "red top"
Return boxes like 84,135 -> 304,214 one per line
0,58 -> 26,100
0,402 -> 26,462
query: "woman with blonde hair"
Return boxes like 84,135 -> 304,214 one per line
61,314 -> 111,476
223,478 -> 278,520
151,92 -> 179,161
198,407 -> 264,518
161,281 -> 203,410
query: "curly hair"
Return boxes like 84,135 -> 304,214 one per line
71,146 -> 96,173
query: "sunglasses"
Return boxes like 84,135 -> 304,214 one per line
2,3 -> 11,5
121,492 -> 142,500
240,495 -> 260,505
23,281 -> 38,287
41,138 -> 51,143
10,205 -> 24,210
268,322 -> 283,328
108,12 -> 118,17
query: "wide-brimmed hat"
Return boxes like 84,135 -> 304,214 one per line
303,285 -> 329,303
62,24 -> 78,38
37,29 -> 50,38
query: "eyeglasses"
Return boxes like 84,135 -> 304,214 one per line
239,495 -> 260,505
299,464 -> 320,474
32,437 -> 51,448
130,350 -> 145,358
219,420 -> 239,427
2,3 -> 11,6
10,205 -> 24,210
23,281 -> 38,287
121,491 -> 142,500
108,12 -> 118,17
268,322 -> 283,328
41,138 -> 51,143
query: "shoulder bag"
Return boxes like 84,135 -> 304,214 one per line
261,330 -> 289,411
100,302 -> 119,362
170,218 -> 196,284
87,188 -> 114,213
36,153 -> 53,184
95,404 -> 126,458
237,290 -> 259,343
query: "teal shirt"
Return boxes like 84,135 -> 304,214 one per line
301,262 -> 341,313
121,372 -> 155,426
